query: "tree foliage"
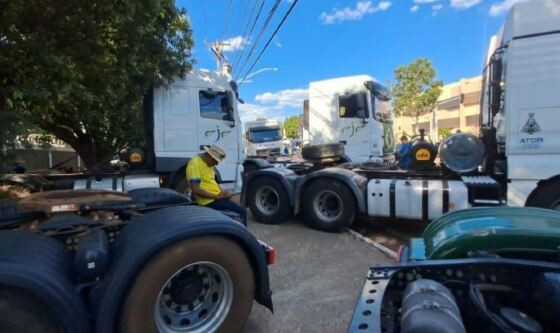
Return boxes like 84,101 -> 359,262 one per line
283,115 -> 300,139
0,0 -> 194,168
392,58 -> 442,130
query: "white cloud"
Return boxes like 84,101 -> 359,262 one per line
410,4 -> 420,12
221,36 -> 249,52
275,40 -> 283,48
432,4 -> 444,14
319,1 -> 392,25
239,88 -> 308,123
255,88 -> 308,108
414,0 -> 438,3
489,0 -> 529,16
450,0 -> 482,9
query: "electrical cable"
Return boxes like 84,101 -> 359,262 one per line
237,0 -> 299,85
235,0 -> 282,79
231,0 -> 262,71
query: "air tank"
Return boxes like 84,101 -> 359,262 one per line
439,133 -> 485,173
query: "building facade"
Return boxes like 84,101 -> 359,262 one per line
393,75 -> 482,141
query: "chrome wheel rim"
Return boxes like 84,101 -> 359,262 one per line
154,262 -> 233,333
255,186 -> 280,215
313,190 -> 343,223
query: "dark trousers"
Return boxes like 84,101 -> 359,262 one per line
207,199 -> 247,226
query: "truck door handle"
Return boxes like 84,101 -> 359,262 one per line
339,140 -> 347,145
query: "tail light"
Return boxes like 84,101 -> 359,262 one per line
259,240 -> 275,266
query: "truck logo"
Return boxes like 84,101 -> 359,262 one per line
341,123 -> 366,138
205,126 -> 232,142
521,113 -> 541,135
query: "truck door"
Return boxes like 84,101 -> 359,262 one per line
337,92 -> 372,161
196,89 -> 239,182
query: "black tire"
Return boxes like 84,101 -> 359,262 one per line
526,181 -> 560,210
302,179 -> 356,232
120,236 -> 254,333
128,187 -> 191,206
247,177 -> 291,224
302,143 -> 344,161
0,286 -> 65,333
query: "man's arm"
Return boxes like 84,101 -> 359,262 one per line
191,183 -> 229,199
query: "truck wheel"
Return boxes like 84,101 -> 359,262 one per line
247,177 -> 291,224
0,287 -> 65,333
302,143 -> 344,161
526,181 -> 560,210
303,179 -> 356,232
120,236 -> 254,333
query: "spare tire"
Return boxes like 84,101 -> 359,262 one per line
302,143 -> 344,161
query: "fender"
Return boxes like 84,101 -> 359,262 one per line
296,167 -> 367,214
243,157 -> 272,173
93,206 -> 272,333
241,167 -> 297,207
525,174 -> 560,205
0,232 -> 90,333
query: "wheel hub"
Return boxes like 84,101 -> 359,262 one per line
313,190 -> 343,223
255,186 -> 280,215
155,262 -> 233,333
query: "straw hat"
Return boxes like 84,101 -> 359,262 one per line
204,144 -> 226,163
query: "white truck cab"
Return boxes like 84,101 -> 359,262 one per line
244,118 -> 283,157
481,0 -> 560,207
303,75 -> 395,162
151,68 -> 244,191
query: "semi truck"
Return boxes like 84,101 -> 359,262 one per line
301,76 -> 395,162
242,0 -> 560,232
3,67 -> 245,196
244,118 -> 283,158
0,187 -> 273,333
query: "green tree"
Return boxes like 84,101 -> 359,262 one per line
283,115 -> 300,139
392,58 -> 442,132
0,0 -> 194,168
438,127 -> 452,139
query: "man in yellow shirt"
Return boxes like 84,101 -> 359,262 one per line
186,144 -> 247,226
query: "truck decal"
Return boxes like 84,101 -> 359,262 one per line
341,122 -> 366,138
205,125 -> 232,142
521,113 -> 541,134
519,113 -> 543,149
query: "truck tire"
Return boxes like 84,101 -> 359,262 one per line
302,143 -> 344,161
526,181 -> 560,210
247,177 -> 291,224
120,236 -> 254,333
0,286 -> 65,333
302,179 -> 356,232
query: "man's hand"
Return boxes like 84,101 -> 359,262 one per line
218,190 -> 233,199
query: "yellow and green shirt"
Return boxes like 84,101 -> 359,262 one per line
186,155 -> 221,206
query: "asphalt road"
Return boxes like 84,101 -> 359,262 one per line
243,217 -> 393,333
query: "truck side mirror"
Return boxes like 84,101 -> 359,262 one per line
353,93 -> 368,119
488,56 -> 503,115
226,90 -> 236,125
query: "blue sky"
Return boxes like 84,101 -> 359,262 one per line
177,0 -> 524,122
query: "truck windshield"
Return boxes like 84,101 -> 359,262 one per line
372,97 -> 393,123
248,128 -> 282,143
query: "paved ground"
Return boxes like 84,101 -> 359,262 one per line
243,217 -> 393,333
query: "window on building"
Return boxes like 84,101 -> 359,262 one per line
199,90 -> 232,121
462,91 -> 481,106
338,92 -> 368,118
437,118 -> 460,128
465,115 -> 480,127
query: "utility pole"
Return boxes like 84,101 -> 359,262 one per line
210,41 -> 232,77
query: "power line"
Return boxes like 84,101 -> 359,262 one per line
229,0 -> 251,61
233,0 -> 266,75
235,0 -> 281,78
238,0 -> 299,85
223,0 -> 234,39
231,0 -> 257,65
